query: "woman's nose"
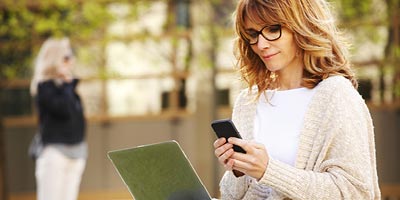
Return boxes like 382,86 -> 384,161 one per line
256,34 -> 271,49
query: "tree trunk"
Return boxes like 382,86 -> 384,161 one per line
385,0 -> 400,100
0,94 -> 7,200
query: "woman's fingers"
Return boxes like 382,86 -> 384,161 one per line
218,148 -> 234,164
227,137 -> 253,153
213,137 -> 226,148
224,155 -> 235,170
228,137 -> 265,153
214,137 -> 269,179
214,139 -> 233,157
227,139 -> 269,180
214,138 -> 235,168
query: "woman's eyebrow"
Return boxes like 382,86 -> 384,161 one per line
245,27 -> 258,32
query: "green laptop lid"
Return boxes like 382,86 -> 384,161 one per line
108,140 -> 211,200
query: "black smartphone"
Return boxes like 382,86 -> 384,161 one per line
211,119 -> 246,153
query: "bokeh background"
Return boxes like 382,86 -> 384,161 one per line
0,0 -> 399,199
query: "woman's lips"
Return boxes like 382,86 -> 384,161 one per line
262,52 -> 278,60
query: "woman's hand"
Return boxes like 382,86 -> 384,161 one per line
214,137 -> 269,180
213,137 -> 246,177
214,137 -> 235,168
58,66 -> 73,83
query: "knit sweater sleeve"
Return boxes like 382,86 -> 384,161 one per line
257,76 -> 380,199
219,89 -> 250,199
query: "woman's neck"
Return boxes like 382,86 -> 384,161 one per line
277,67 -> 303,90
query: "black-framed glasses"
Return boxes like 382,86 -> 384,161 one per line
243,24 -> 282,45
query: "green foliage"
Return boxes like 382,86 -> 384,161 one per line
334,0 -> 374,21
395,83 -> 400,97
0,0 -> 114,79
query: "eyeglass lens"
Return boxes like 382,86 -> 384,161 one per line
247,24 -> 282,45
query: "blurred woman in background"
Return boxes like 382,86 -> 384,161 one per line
30,37 -> 87,200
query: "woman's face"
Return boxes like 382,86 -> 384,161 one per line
244,19 -> 303,74
58,47 -> 75,78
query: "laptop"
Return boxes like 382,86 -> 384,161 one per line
108,140 -> 212,200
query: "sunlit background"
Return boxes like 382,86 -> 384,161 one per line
0,0 -> 399,199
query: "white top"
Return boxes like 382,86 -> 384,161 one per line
254,87 -> 316,166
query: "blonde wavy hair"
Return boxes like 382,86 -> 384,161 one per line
234,0 -> 357,95
30,37 -> 73,96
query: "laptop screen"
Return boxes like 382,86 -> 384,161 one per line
108,140 -> 212,200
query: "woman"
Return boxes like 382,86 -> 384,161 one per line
213,0 -> 380,199
30,37 -> 87,200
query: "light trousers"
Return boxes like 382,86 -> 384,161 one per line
35,146 -> 86,200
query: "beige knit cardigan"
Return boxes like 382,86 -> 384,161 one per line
219,76 -> 380,200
